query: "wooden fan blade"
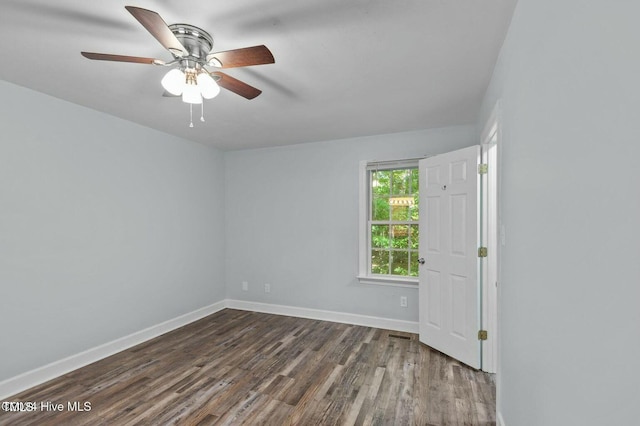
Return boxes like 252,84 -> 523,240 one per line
125,6 -> 187,57
81,52 -> 162,65
208,45 -> 275,69
212,72 -> 262,99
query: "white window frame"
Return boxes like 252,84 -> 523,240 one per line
357,159 -> 420,287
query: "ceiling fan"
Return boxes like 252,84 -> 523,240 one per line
81,6 -> 275,124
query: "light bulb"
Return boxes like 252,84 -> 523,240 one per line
182,82 -> 202,104
161,69 -> 185,96
197,72 -> 220,99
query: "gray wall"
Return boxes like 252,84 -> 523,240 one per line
0,81 -> 226,382
224,126 -> 475,321
478,1 -> 640,424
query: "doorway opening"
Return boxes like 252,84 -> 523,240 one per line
480,101 -> 501,374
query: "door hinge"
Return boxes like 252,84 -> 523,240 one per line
478,163 -> 488,174
478,330 -> 488,340
478,247 -> 488,257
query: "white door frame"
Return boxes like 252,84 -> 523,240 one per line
480,101 -> 501,374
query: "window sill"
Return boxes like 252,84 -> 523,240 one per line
357,275 -> 419,288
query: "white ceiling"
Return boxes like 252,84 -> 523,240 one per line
0,0 -> 516,151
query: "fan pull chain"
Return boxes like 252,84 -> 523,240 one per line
200,102 -> 205,122
189,104 -> 194,128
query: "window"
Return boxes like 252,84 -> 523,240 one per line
358,159 -> 420,286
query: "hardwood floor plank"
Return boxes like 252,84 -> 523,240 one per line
0,309 -> 495,425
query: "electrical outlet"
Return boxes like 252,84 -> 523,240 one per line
264,283 -> 271,293
400,296 -> 408,308
242,281 -> 248,291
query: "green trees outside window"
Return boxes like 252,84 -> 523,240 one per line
370,167 -> 419,277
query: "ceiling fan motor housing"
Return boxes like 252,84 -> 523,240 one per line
169,24 -> 213,66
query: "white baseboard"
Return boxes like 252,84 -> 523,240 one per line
0,300 -> 226,400
0,299 -> 418,400
226,299 -> 419,334
497,412 -> 506,426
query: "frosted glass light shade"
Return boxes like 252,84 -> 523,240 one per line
182,83 -> 202,104
161,69 -> 185,96
197,72 -> 220,99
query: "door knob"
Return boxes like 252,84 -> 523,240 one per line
417,257 -> 425,265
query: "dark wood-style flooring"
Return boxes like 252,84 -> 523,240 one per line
0,309 -> 495,425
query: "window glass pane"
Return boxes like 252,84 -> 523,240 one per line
391,204 -> 410,221
409,194 -> 419,220
392,169 -> 411,195
371,225 -> 390,248
371,249 -> 390,275
391,225 -> 408,249
409,225 -> 419,249
409,251 -> 419,277
391,250 -> 409,276
372,196 -> 390,220
372,170 -> 390,196
411,168 -> 419,194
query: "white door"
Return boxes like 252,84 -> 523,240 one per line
418,145 -> 481,369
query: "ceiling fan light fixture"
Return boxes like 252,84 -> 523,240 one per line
161,68 -> 185,96
182,83 -> 203,104
197,72 -> 220,99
